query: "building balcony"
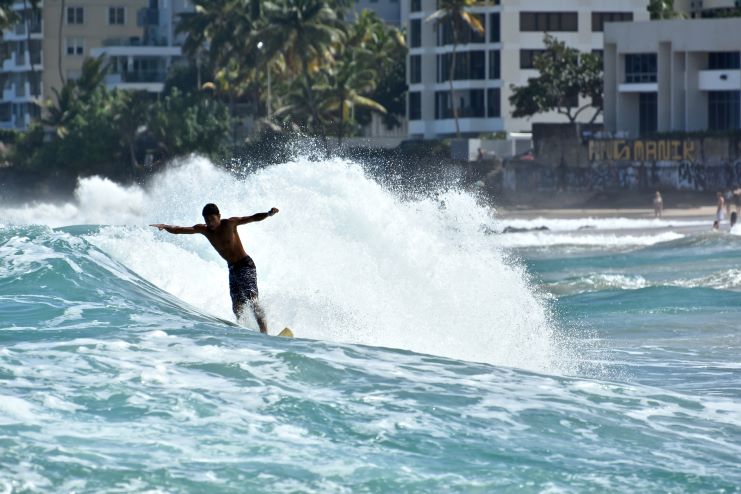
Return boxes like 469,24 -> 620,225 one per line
91,45 -> 180,58
410,117 -> 503,136
104,72 -> 166,92
699,69 -> 741,91
1,81 -> 41,101
0,52 -> 42,72
618,82 -> 658,93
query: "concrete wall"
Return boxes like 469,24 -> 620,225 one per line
504,125 -> 741,192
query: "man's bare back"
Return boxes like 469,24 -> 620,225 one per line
150,203 -> 279,333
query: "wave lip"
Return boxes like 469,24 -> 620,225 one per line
1,157 -> 570,373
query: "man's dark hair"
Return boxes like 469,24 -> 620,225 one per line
202,203 -> 220,217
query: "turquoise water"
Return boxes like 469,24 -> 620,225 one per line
1,159 -> 739,492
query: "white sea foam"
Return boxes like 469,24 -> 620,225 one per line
495,217 -> 707,233
0,157 -> 566,372
493,231 -> 684,249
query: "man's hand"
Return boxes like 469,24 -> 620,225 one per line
269,207 -> 279,216
150,224 -> 168,231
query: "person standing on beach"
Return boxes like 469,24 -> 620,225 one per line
150,203 -> 279,334
716,192 -> 726,224
733,185 -> 741,215
653,191 -> 664,218
724,189 -> 733,217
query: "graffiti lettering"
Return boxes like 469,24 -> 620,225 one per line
588,139 -> 697,162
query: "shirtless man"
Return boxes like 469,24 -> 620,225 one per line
151,203 -> 278,333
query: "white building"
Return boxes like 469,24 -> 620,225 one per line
674,0 -> 741,17
402,0 -> 649,139
0,1 -> 43,130
604,18 -> 741,136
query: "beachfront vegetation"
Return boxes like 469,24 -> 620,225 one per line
509,35 -> 603,125
12,58 -> 231,178
8,0 -> 406,176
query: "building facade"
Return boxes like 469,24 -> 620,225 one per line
402,0 -> 649,139
603,18 -> 741,136
0,0 -> 190,129
0,1 -> 43,129
674,0 -> 741,17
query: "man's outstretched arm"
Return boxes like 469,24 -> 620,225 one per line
232,208 -> 279,225
150,224 -> 206,234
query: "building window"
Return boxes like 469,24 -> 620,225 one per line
489,13 -> 500,43
520,12 -> 578,32
435,90 -> 485,119
435,91 -> 450,119
411,0 -> 421,12
489,50 -> 500,79
708,52 -> 741,70
437,51 -> 485,82
625,53 -> 657,83
487,88 -> 501,117
468,89 -> 485,117
410,55 -> 421,84
66,37 -> 84,56
109,7 -> 125,25
591,12 -> 633,32
67,6 -> 84,24
437,14 -> 485,46
410,19 -> 421,48
639,92 -> 658,135
708,91 -> 741,131
409,91 -> 421,120
520,49 -> 546,70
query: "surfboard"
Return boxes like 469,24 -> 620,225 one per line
277,327 -> 294,338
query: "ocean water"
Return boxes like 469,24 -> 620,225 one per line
1,158 -> 739,493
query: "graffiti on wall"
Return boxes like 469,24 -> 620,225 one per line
588,139 -> 697,162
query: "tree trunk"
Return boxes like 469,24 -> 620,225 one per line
337,97 -> 344,147
23,0 -> 36,98
449,22 -> 460,138
300,53 -> 328,155
128,138 -> 139,170
58,0 -> 66,85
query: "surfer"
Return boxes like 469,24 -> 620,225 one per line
150,203 -> 278,334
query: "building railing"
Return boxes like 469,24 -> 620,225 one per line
121,70 -> 167,83
102,37 -> 169,47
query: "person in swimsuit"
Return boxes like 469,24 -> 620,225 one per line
151,203 -> 279,334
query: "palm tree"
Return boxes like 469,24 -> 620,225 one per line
426,0 -> 483,138
113,90 -> 149,171
320,11 -> 390,145
177,0 -> 253,71
178,0 -> 263,147
43,57 -> 107,137
259,0 -> 345,148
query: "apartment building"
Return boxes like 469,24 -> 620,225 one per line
403,0 -> 649,139
603,18 -> 741,136
45,0 -> 189,95
0,1 -> 43,129
0,0 -> 190,129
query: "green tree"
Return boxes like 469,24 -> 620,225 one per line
148,88 -> 232,160
426,0 -> 483,137
352,10 -> 407,130
113,91 -> 150,170
259,0 -> 345,147
509,34 -> 603,124
648,0 -> 681,19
